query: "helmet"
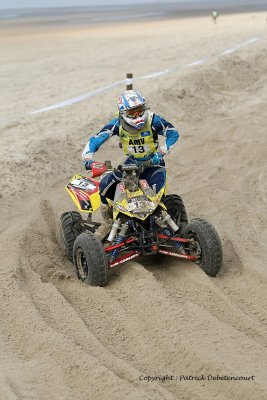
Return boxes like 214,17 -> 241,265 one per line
118,90 -> 148,130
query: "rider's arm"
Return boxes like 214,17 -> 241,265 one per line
152,114 -> 179,155
82,118 -> 120,160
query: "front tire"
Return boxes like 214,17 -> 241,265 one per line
73,232 -> 108,286
184,218 -> 223,276
60,211 -> 84,262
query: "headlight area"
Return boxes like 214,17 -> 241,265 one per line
127,199 -> 155,214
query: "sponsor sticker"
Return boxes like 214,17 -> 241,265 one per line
140,179 -> 149,189
118,183 -> 126,192
118,183 -> 125,193
141,131 -> 151,137
70,178 -> 96,191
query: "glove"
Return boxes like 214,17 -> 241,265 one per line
83,160 -> 93,170
151,152 -> 164,166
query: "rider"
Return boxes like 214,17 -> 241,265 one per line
82,90 -> 179,236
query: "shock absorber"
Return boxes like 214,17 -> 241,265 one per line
161,211 -> 179,232
111,222 -> 129,260
155,211 -> 179,232
107,219 -> 121,243
162,228 -> 183,250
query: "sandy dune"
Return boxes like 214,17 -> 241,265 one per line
0,11 -> 267,400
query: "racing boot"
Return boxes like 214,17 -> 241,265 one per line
95,204 -> 113,241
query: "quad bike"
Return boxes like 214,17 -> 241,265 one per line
60,161 -> 223,286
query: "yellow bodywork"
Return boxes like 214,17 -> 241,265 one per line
67,170 -> 168,219
107,186 -> 167,220
66,174 -> 101,213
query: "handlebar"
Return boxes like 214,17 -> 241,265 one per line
86,159 -> 153,177
116,159 -> 153,173
117,164 -> 138,172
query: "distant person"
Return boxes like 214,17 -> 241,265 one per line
212,10 -> 219,24
81,90 -> 179,237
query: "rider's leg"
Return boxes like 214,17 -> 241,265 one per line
141,167 -> 166,193
95,204 -> 113,240
96,172 -> 121,240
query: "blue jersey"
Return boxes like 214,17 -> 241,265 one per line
82,113 -> 179,159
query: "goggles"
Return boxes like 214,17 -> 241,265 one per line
124,105 -> 145,119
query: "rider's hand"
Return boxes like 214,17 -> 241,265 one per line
82,152 -> 94,170
151,152 -> 164,166
83,160 -> 93,170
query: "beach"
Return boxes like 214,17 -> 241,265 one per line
1,1 -> 267,32
0,6 -> 267,400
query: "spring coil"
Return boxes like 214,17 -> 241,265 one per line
162,229 -> 182,249
111,234 -> 125,259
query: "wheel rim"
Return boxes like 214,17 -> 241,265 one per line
75,247 -> 89,280
187,232 -> 202,265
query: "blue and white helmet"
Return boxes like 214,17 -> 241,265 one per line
118,90 -> 148,130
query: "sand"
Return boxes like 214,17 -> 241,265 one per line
0,10 -> 267,400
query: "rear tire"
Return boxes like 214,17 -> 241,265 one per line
73,232 -> 108,286
163,194 -> 188,227
60,211 -> 84,262
184,218 -> 223,277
